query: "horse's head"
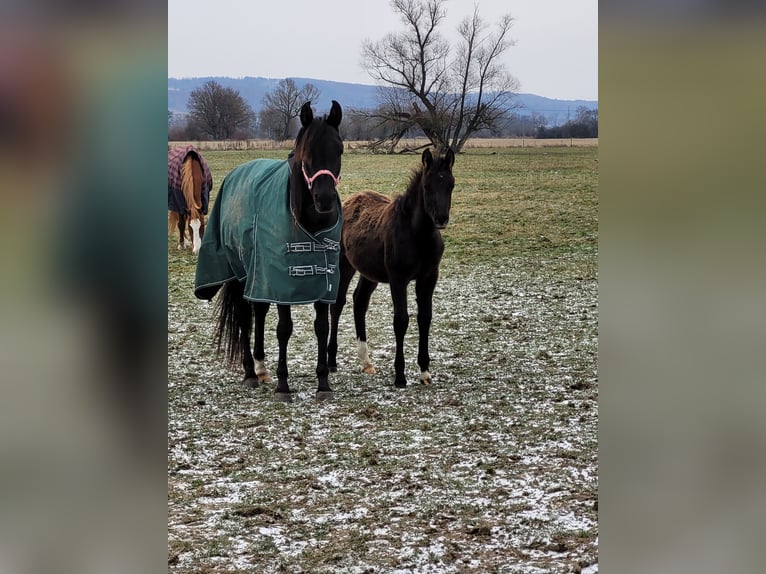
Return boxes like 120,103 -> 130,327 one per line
292,100 -> 343,215
421,148 -> 455,229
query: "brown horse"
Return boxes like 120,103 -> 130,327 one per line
329,148 -> 455,387
168,146 -> 212,254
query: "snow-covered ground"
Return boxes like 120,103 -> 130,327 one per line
168,254 -> 598,573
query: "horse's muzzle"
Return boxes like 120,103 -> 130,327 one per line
434,218 -> 449,229
313,196 -> 337,214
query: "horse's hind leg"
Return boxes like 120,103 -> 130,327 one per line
353,276 -> 378,375
274,304 -> 294,400
248,302 -> 272,386
328,254 -> 356,372
314,302 -> 333,400
232,295 -> 259,388
177,213 -> 187,250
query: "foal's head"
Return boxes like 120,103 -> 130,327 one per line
292,100 -> 343,215
420,148 -> 455,229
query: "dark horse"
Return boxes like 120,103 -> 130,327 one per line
194,101 -> 343,400
329,147 -> 455,387
168,145 -> 212,254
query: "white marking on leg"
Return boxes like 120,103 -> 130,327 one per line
190,219 -> 202,254
357,340 -> 376,374
419,371 -> 432,385
255,359 -> 272,382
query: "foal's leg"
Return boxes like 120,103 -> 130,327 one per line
251,302 -> 272,385
328,254 -> 356,372
314,302 -> 333,399
353,276 -> 379,374
274,304 -> 293,399
415,270 -> 439,385
389,280 -> 409,388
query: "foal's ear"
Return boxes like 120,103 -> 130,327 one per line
444,147 -> 455,170
300,101 -> 314,128
326,100 -> 342,129
422,148 -> 433,169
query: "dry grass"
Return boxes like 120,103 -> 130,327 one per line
169,137 -> 598,152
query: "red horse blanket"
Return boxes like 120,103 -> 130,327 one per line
167,145 -> 212,215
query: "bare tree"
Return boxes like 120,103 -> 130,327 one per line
261,79 -> 321,140
361,0 -> 519,152
364,87 -> 423,153
187,80 -> 255,140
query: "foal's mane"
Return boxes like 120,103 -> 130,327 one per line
394,154 -> 432,213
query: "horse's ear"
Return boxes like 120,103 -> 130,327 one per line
326,100 -> 342,129
444,147 -> 455,170
300,101 -> 314,128
422,148 -> 433,169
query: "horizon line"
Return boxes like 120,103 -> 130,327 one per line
167,76 -> 597,103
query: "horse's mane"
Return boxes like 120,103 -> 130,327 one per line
392,161 -> 427,215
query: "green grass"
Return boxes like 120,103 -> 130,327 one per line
170,146 -> 597,267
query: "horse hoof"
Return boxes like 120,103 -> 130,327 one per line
315,390 -> 334,401
243,377 -> 259,388
363,365 -> 377,375
274,392 -> 293,403
394,380 -> 407,389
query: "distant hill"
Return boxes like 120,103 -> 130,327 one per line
168,76 -> 597,127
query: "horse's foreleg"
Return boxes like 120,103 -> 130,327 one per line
274,304 -> 293,399
415,271 -> 438,385
390,280 -> 409,388
252,302 -> 272,385
328,254 -> 356,372
189,218 -> 202,254
314,302 -> 333,399
353,276 -> 378,375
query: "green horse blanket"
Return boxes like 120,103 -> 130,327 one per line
194,159 -> 342,305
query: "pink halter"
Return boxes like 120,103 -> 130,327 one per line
301,161 -> 340,190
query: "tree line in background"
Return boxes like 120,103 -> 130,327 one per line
168,0 -> 597,151
168,79 -> 597,145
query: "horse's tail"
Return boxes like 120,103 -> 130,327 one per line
181,155 -> 203,219
213,280 -> 250,367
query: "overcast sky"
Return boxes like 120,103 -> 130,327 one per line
168,0 -> 597,101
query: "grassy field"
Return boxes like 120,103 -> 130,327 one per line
168,146 -> 598,573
